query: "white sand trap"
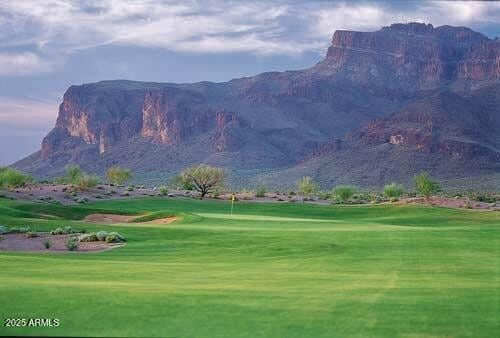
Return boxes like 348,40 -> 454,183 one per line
84,213 -> 177,225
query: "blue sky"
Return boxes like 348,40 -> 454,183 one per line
1,0 -> 500,165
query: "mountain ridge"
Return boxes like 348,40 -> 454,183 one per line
14,22 -> 500,189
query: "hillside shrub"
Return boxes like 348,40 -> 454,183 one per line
50,226 -> 75,235
77,175 -> 99,190
96,231 -> 108,241
25,231 -> 38,238
43,240 -> 52,249
105,232 -> 126,243
0,168 -> 33,189
158,186 -> 168,196
79,233 -> 98,242
297,176 -> 319,196
414,172 -> 440,199
106,167 -> 132,185
65,237 -> 79,251
383,183 -> 405,198
10,226 -> 31,233
256,185 -> 267,198
334,185 -> 357,203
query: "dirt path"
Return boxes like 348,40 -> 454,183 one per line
84,213 -> 178,225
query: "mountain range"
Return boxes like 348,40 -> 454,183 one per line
14,23 -> 500,189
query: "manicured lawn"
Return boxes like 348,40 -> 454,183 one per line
0,197 -> 499,337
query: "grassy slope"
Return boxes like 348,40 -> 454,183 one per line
0,197 -> 499,337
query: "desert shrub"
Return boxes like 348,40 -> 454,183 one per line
43,240 -> 52,249
77,175 -> 99,190
50,226 -> 74,235
66,165 -> 83,184
106,167 -> 132,185
105,232 -> 126,243
158,186 -> 169,196
79,233 -> 98,242
414,172 -> 440,199
178,165 -> 225,199
96,231 -> 108,241
317,191 -> 332,200
75,197 -> 89,204
65,237 -> 79,251
383,183 -> 405,198
126,186 -> 134,192
297,176 -> 319,196
0,168 -> 33,189
334,185 -> 357,203
10,226 -> 31,233
256,185 -> 267,198
25,231 -> 38,238
472,193 -> 496,203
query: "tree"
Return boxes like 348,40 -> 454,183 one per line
0,168 -> 33,189
334,185 -> 357,203
297,176 -> 319,196
179,165 -> 224,199
76,175 -> 99,190
414,172 -> 440,199
383,183 -> 405,198
63,165 -> 83,184
106,167 -> 132,185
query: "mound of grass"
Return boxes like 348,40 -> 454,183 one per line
129,210 -> 176,223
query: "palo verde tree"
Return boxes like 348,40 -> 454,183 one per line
414,171 -> 440,199
179,164 -> 224,199
297,176 -> 319,197
106,166 -> 133,185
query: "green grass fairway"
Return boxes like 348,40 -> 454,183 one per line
1,197 -> 499,337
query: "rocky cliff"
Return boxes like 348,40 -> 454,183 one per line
15,23 -> 500,188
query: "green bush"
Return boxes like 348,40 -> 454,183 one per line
383,183 -> 405,198
0,225 -> 8,234
25,231 -> 38,238
256,185 -> 267,198
334,185 -> 357,203
79,233 -> 98,242
297,176 -> 319,196
414,172 -> 440,199
105,232 -> 126,243
43,239 -> 52,249
106,167 -> 133,185
0,168 -> 33,189
158,186 -> 169,196
65,237 -> 79,251
96,231 -> 108,241
10,226 -> 31,233
50,226 -> 75,235
77,175 -> 99,190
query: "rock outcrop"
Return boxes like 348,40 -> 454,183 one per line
15,23 -> 500,188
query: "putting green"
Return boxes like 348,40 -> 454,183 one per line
0,197 -> 499,337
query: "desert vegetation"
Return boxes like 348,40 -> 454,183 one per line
178,164 -> 224,199
0,167 -> 32,189
106,166 -> 133,185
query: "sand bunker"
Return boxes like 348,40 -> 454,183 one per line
0,233 -> 123,253
84,213 -> 178,225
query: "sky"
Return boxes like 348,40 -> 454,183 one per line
1,0 -> 500,165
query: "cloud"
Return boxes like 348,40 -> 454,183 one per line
0,0 -> 499,75
0,52 -> 52,76
0,96 -> 58,128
